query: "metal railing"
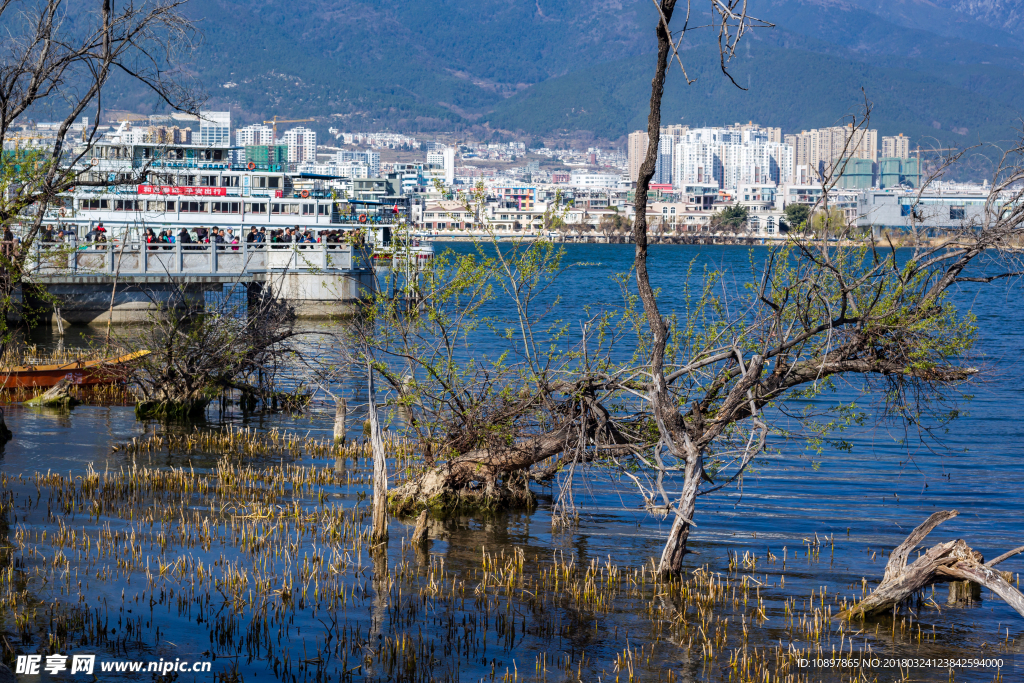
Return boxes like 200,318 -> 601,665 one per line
28,241 -> 369,277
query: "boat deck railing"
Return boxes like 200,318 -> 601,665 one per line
27,241 -> 372,278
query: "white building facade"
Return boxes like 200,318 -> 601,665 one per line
282,127 -> 317,163
235,123 -> 275,147
199,111 -> 231,146
672,128 -> 792,191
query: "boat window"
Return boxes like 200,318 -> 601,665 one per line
114,200 -> 140,211
244,202 -> 267,213
271,203 -> 299,215
222,176 -> 239,187
317,205 -> 331,215
252,176 -> 267,189
179,201 -> 207,213
268,177 -> 280,189
212,202 -> 240,214
302,204 -> 315,215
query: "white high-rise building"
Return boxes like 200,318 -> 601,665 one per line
336,150 -> 380,176
881,133 -> 911,159
443,147 -> 455,185
672,127 -> 793,190
199,111 -> 230,146
236,123 -> 275,147
282,126 -> 316,163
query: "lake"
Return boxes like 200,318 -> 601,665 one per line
0,243 -> 1020,682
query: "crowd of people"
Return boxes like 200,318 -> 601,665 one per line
36,223 -> 368,250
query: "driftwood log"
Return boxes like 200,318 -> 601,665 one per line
838,510 -> 1024,620
25,377 -> 79,408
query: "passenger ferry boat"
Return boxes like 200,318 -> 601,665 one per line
45,132 -> 432,265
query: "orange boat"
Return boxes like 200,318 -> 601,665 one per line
0,350 -> 150,389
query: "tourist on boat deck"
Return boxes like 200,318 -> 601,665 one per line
246,227 -> 258,244
195,227 -> 208,243
86,225 -> 105,243
178,228 -> 192,246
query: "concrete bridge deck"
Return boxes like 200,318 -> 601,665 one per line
21,242 -> 376,324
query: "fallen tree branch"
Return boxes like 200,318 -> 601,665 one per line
837,510 -> 1024,620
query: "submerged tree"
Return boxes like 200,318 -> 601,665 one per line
347,1 -> 1024,588
127,281 -> 297,419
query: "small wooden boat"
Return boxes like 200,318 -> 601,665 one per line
0,350 -> 150,389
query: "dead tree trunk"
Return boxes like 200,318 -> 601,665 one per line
333,397 -> 347,444
368,362 -> 388,546
837,510 -> 1024,620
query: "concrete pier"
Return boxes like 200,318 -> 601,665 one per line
22,242 -> 376,325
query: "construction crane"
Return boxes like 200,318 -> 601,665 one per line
912,145 -> 962,165
263,117 -> 315,141
911,146 -> 962,187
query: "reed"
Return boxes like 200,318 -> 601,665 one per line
0,427 -> 1006,682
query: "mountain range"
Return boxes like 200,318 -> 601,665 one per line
104,0 -> 1024,148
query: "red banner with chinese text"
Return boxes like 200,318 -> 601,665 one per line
137,185 -> 228,196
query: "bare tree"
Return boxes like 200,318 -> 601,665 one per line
0,0 -> 199,353
630,5 -> 1024,574
339,3 -> 1024,601
126,281 -> 298,419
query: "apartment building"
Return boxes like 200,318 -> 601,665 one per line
881,134 -> 911,160
281,126 -> 316,163
236,124 -> 275,147
786,124 -> 877,183
671,127 -> 792,190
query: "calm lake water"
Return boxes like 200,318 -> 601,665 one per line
1,243 -> 1021,682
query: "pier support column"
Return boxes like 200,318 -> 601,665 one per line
262,269 -> 375,318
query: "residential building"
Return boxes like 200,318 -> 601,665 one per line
337,150 -> 380,176
628,130 -> 648,183
281,126 -> 316,163
881,134 -> 911,160
236,123 -> 275,147
671,127 -> 792,190
199,111 -> 230,146
570,172 -> 622,189
493,186 -> 535,211
878,157 -> 920,189
787,124 -> 878,182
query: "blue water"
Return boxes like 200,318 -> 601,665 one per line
0,243 -> 1021,681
